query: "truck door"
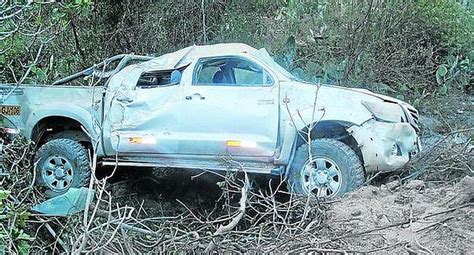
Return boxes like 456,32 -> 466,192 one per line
178,56 -> 279,157
103,65 -> 184,155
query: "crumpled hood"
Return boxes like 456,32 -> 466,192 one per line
281,81 -> 414,127
347,87 -> 407,105
294,82 -> 412,107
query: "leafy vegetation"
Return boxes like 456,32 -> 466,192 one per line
0,190 -> 32,254
1,0 -> 472,96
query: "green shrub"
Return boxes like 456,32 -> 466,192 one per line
216,0 -> 472,93
0,190 -> 33,255
1,0 -> 472,95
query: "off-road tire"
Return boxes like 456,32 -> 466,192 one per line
287,138 -> 365,198
34,138 -> 91,198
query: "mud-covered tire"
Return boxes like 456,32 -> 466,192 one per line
34,138 -> 91,198
287,138 -> 364,198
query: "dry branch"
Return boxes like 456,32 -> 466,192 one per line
204,171 -> 249,252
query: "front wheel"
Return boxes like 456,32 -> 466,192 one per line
287,138 -> 365,199
34,138 -> 91,197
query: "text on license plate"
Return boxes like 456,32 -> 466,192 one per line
0,105 -> 21,115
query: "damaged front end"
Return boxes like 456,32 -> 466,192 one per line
348,102 -> 421,173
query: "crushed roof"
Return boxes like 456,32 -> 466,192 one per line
138,43 -> 257,70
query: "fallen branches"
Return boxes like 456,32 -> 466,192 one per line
1,127 -> 472,253
35,167 -> 328,253
403,127 -> 473,182
204,171 -> 249,252
0,134 -> 37,204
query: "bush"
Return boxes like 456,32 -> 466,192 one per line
1,0 -> 472,96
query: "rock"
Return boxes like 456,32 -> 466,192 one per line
385,180 -> 399,190
405,180 -> 425,190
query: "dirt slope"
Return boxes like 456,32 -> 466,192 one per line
325,177 -> 473,254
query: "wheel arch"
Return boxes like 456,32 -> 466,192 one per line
26,105 -> 96,146
277,120 -> 364,171
293,120 -> 364,169
30,115 -> 93,146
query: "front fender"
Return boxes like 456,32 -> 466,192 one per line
286,104 -> 372,131
275,103 -> 369,167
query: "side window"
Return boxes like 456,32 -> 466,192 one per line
137,69 -> 182,88
193,57 -> 273,87
196,66 -> 220,84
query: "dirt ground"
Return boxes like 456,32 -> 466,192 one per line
325,177 -> 473,254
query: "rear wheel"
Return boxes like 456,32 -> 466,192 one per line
34,138 -> 91,197
287,138 -> 364,199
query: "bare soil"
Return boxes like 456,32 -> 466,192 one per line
325,177 -> 473,254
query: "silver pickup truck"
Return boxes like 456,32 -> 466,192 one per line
0,43 -> 420,198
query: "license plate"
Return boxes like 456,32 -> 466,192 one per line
0,105 -> 21,115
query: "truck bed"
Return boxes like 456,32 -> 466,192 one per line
0,84 -> 101,137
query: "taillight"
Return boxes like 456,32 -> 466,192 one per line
2,128 -> 20,134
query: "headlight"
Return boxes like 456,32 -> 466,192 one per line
389,143 -> 402,156
361,100 -> 405,123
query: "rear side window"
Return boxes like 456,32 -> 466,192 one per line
196,66 -> 220,84
193,57 -> 273,87
137,69 -> 182,88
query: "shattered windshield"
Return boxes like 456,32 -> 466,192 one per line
252,48 -> 299,81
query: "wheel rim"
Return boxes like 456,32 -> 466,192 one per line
301,157 -> 342,198
41,155 -> 74,192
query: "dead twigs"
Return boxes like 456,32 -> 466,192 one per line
204,171 -> 249,252
403,127 -> 473,182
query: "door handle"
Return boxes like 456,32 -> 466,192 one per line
185,93 -> 205,100
116,96 -> 134,104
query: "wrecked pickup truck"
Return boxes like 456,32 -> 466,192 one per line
0,43 -> 421,198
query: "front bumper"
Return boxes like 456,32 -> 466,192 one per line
348,120 -> 421,173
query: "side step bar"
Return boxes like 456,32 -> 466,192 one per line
101,157 -> 278,174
